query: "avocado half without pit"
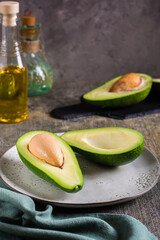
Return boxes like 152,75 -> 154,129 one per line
61,127 -> 144,166
83,73 -> 152,108
151,78 -> 160,94
16,131 -> 83,193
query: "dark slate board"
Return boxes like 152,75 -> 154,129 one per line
50,95 -> 160,120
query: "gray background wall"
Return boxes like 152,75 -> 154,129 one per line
19,0 -> 160,83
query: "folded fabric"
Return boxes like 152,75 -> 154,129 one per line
50,95 -> 160,120
0,180 -> 158,240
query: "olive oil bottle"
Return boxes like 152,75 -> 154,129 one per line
0,1 -> 28,123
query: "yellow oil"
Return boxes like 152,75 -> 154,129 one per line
0,65 -> 28,123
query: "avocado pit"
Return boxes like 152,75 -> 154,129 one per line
109,73 -> 142,92
28,133 -> 64,168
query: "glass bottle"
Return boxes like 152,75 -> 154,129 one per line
0,1 -> 28,123
20,10 -> 53,97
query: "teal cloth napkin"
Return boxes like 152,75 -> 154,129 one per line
0,180 -> 158,240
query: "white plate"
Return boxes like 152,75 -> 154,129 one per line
0,133 -> 159,208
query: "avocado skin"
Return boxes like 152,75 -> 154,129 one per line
68,142 -> 144,167
83,73 -> 152,108
17,150 -> 83,193
16,131 -> 83,193
84,87 -> 151,108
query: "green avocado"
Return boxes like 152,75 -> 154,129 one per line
151,78 -> 160,94
16,131 -> 83,193
61,127 -> 144,166
83,73 -> 152,108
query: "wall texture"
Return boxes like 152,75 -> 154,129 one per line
19,0 -> 160,83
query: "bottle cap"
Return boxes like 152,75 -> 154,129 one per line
22,9 -> 35,26
0,1 -> 19,14
21,9 -> 37,38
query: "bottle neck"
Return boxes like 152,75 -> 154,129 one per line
0,13 -> 21,54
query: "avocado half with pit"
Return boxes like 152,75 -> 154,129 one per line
16,131 -> 83,193
83,73 -> 152,108
61,127 -> 144,166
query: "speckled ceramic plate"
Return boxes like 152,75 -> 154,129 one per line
0,133 -> 159,208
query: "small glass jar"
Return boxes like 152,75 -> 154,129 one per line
20,12 -> 53,97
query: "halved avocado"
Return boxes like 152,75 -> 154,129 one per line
83,73 -> 152,108
151,78 -> 160,94
16,131 -> 83,193
61,127 -> 144,166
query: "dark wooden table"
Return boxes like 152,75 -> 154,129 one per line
0,79 -> 159,239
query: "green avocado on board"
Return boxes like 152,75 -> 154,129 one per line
16,131 -> 83,193
83,73 -> 152,108
61,127 -> 144,167
151,78 -> 160,95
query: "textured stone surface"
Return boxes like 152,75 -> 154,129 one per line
19,0 -> 160,83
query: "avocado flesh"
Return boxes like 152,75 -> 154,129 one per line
16,131 -> 83,193
83,73 -> 152,108
61,127 -> 144,166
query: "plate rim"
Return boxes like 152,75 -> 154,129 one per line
0,141 -> 160,208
